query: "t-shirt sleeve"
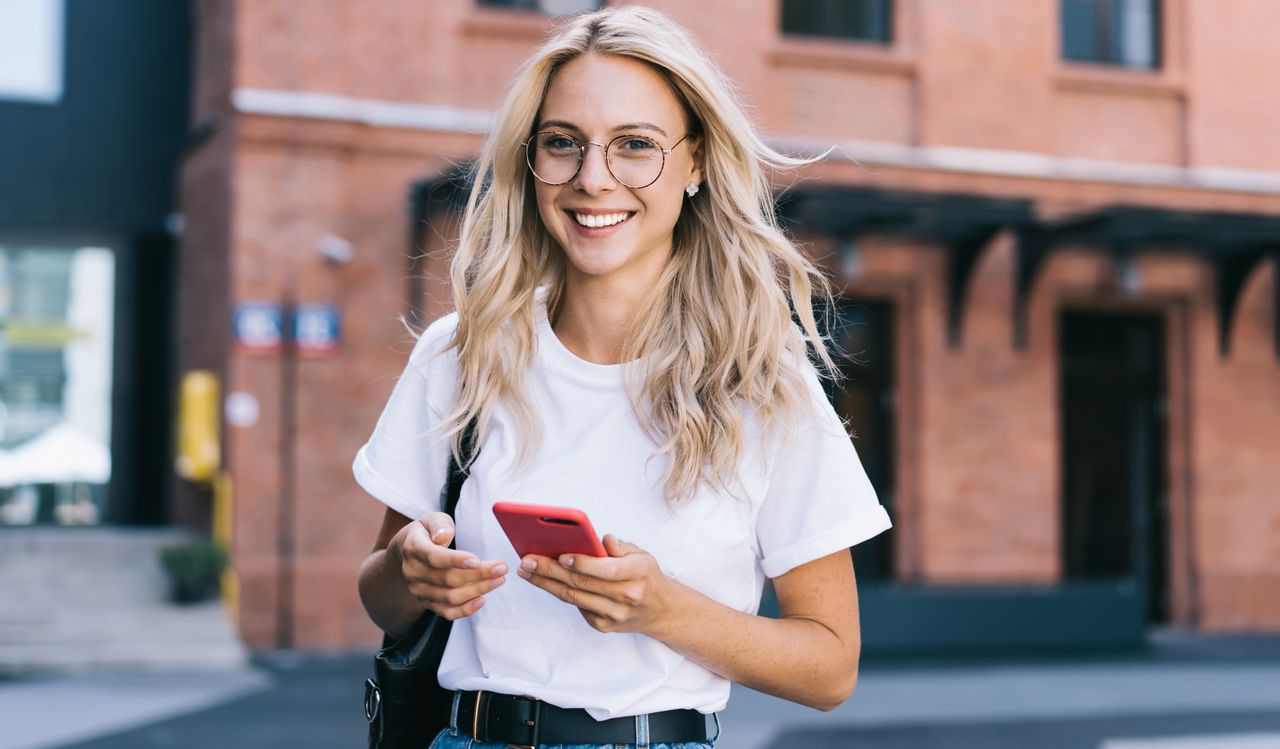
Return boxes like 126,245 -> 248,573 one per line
755,361 -> 892,579
351,314 -> 459,521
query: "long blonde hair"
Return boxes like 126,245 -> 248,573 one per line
433,5 -> 836,503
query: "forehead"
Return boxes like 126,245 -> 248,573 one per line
540,53 -> 685,133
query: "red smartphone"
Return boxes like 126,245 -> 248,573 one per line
491,502 -> 608,558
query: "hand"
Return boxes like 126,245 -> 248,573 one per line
390,511 -> 507,621
517,534 -> 681,635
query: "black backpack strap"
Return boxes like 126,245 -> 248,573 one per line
442,419 -> 477,523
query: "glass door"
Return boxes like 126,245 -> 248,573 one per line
0,243 -> 116,526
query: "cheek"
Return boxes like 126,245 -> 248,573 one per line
535,185 -> 564,235
640,187 -> 686,236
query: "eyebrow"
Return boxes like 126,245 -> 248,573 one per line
537,119 -> 670,138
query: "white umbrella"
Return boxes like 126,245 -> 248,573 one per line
0,422 -> 111,486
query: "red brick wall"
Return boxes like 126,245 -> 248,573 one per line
183,0 -> 1280,648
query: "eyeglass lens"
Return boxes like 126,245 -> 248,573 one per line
527,132 -> 666,188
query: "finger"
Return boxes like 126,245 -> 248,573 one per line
521,566 -> 625,619
602,534 -> 626,558
438,595 -> 486,621
555,550 -> 628,582
421,543 -> 482,571
416,512 -> 455,546
520,555 -> 624,600
429,560 -> 509,589
602,534 -> 645,558
416,574 -> 506,607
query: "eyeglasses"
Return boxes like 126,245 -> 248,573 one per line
522,130 -> 691,189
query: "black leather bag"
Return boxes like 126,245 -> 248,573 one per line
364,423 -> 476,749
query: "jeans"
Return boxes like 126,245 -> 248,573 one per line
428,691 -> 720,749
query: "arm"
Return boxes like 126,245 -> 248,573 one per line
358,506 -> 510,640
518,535 -> 860,711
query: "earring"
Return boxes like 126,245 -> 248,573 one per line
685,182 -> 700,197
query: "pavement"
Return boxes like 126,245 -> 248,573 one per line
3,630 -> 1280,749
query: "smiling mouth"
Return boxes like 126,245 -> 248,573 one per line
566,210 -> 636,229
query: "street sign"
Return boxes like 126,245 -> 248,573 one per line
232,301 -> 283,354
292,303 -> 341,356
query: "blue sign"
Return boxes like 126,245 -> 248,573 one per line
293,303 -> 341,356
232,301 -> 283,353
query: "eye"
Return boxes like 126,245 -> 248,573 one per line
616,137 -> 657,152
539,133 -> 579,151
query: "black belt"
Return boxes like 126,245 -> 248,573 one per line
454,689 -> 708,747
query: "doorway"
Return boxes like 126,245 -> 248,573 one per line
823,298 -> 895,584
1059,310 -> 1169,623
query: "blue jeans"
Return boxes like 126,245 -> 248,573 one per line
428,691 -> 720,749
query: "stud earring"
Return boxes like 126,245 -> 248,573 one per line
685,182 -> 700,197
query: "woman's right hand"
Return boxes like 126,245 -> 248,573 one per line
388,512 -> 508,620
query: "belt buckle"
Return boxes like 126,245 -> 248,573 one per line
507,694 -> 540,749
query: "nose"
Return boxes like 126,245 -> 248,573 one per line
572,141 -> 616,194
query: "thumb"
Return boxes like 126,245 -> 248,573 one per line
418,512 -> 455,546
603,534 -> 640,557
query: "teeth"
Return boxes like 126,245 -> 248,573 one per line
573,211 -> 631,228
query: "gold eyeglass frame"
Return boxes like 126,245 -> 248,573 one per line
522,130 -> 691,189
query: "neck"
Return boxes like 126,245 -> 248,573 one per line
552,267 -> 662,366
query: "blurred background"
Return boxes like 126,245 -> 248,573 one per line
1,1 -> 1278,747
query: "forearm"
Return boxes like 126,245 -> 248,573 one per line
357,548 -> 428,640
650,584 -> 858,711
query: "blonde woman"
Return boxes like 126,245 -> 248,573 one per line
355,6 -> 891,749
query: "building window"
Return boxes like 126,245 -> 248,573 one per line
0,245 -> 116,527
1062,0 -> 1160,69
0,0 -> 64,103
781,0 -> 892,44
477,0 -> 603,13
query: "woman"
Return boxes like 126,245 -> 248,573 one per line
355,6 -> 891,748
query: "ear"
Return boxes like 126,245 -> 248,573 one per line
689,133 -> 705,186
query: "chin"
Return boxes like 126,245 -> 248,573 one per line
564,249 -> 630,278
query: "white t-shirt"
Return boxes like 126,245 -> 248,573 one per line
352,298 -> 891,720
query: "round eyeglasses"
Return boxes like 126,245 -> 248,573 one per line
522,130 -> 691,189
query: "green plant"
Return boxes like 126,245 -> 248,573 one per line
158,540 -> 229,604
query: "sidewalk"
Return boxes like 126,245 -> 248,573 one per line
3,631 -> 1279,749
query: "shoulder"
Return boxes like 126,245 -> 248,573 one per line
408,311 -> 460,365
404,312 -> 461,391
757,351 -> 847,452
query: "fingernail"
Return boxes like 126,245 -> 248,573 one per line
463,557 -> 481,569
492,563 -> 508,577
520,558 -> 536,571
473,598 -> 485,610
491,576 -> 505,588
516,568 -> 531,579
559,555 -> 574,568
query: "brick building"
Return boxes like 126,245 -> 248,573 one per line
176,0 -> 1280,653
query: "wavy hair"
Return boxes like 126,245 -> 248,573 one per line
432,5 -> 836,503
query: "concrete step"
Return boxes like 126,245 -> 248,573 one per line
0,527 -> 249,675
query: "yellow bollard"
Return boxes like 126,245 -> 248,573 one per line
213,470 -> 239,626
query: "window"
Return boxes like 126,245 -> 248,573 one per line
0,245 -> 116,527
781,0 -> 892,44
0,0 -> 64,103
1062,0 -> 1160,69
477,0 -> 603,13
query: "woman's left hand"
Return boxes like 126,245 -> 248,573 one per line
517,534 -> 681,635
